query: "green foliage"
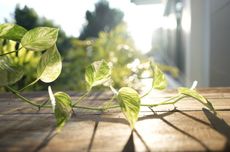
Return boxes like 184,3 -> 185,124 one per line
14,5 -> 72,53
0,24 -> 61,91
21,27 -> 59,51
9,4 -> 141,91
0,23 -> 217,132
152,64 -> 167,90
178,87 -> 216,113
48,86 -> 72,132
85,60 -> 111,89
0,23 -> 27,41
117,87 -> 140,129
0,57 -> 24,86
59,23 -> 141,91
54,92 -> 71,129
0,40 -> 41,90
37,45 -> 62,83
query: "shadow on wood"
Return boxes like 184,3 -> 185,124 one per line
161,117 -> 210,151
33,127 -> 57,152
148,107 -> 210,151
203,108 -> 230,151
71,114 -> 129,126
134,129 -> 151,152
176,109 -> 210,126
87,121 -> 99,152
122,131 -> 135,152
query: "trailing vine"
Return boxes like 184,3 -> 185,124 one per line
0,23 -> 216,132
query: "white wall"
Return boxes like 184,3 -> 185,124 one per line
182,0 -> 210,87
161,0 -> 230,87
210,0 -> 230,86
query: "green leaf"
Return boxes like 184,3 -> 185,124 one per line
54,92 -> 72,132
0,56 -> 24,86
152,64 -> 167,90
37,45 -> 62,83
48,86 -> 72,132
19,45 -> 62,91
85,60 -> 111,89
178,87 -> 216,113
117,87 -> 140,129
0,23 -> 27,41
21,27 -> 58,51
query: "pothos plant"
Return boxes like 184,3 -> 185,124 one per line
0,23 -> 216,132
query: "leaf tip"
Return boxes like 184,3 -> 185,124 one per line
190,80 -> 198,90
48,86 -> 56,111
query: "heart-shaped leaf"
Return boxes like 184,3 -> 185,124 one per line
48,86 -> 72,132
0,23 -> 27,41
0,56 -> 24,86
19,45 -> 62,91
37,45 -> 62,83
85,60 -> 111,90
117,87 -> 140,129
21,27 -> 58,51
152,64 -> 167,90
178,87 -> 216,113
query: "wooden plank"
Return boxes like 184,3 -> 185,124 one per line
0,110 -> 229,151
1,87 -> 230,100
1,95 -> 230,114
0,88 -> 230,151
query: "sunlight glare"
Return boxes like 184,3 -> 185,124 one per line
124,4 -> 164,54
0,0 -> 165,54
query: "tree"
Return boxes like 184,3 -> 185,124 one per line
14,5 -> 38,30
79,0 -> 124,40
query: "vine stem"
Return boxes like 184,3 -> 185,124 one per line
140,87 -> 153,98
6,86 -> 189,111
141,94 -> 186,107
73,89 -> 91,106
19,78 -> 39,92
6,86 -> 40,108
72,94 -> 183,110
6,86 -> 118,111
73,105 -> 120,111
0,47 -> 23,56
6,87 -> 119,111
6,86 -> 52,110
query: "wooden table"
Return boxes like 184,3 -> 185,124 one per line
0,88 -> 230,152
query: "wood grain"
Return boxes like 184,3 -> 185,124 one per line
0,88 -> 230,151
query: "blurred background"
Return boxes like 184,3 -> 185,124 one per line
0,0 -> 230,92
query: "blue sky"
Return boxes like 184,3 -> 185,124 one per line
0,0 -> 164,53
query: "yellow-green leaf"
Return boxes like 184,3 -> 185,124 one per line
152,65 -> 167,90
85,60 -> 111,89
117,87 -> 140,129
37,45 -> 62,83
0,23 -> 27,41
21,27 -> 58,51
178,87 -> 216,113
0,56 -> 24,86
54,92 -> 72,131
48,87 -> 72,132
